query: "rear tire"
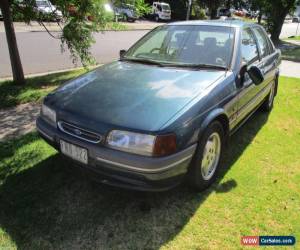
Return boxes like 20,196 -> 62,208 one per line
188,121 -> 225,191
261,78 -> 277,112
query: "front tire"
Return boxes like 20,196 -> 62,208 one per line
188,121 -> 224,191
155,15 -> 159,22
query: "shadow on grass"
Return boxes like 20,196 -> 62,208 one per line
0,111 -> 269,249
0,69 -> 85,109
278,40 -> 300,62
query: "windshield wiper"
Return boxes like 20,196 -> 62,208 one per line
121,59 -> 227,70
121,57 -> 165,67
166,63 -> 228,70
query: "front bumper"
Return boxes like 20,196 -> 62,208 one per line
36,117 -> 196,191
160,15 -> 171,20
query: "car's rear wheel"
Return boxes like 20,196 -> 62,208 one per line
188,121 -> 224,191
261,78 -> 277,112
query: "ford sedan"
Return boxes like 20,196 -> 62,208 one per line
36,21 -> 281,191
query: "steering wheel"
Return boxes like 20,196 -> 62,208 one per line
150,48 -> 160,53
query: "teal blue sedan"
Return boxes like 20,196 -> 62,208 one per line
36,20 -> 281,191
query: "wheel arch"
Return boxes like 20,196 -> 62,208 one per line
198,109 -> 230,143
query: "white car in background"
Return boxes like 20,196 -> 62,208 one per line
35,0 -> 62,21
292,16 -> 300,23
151,2 -> 171,22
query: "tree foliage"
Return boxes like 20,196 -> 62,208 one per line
250,0 -> 298,42
9,0 -> 115,66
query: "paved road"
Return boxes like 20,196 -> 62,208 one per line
0,30 -> 147,78
1,22 -> 300,78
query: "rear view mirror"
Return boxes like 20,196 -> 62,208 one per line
248,65 -> 264,85
119,49 -> 126,58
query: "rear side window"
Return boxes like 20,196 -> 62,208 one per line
262,28 -> 275,54
266,37 -> 275,54
241,28 -> 259,64
252,27 -> 270,58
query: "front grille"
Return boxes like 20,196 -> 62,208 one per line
58,121 -> 102,143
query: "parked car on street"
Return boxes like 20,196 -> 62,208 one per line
218,8 -> 232,17
150,2 -> 171,22
114,3 -> 137,22
234,9 -> 246,17
292,16 -> 300,23
285,14 -> 293,21
37,21 -> 281,191
35,0 -> 62,21
67,2 -> 114,22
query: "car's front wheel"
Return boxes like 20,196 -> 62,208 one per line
188,121 -> 224,191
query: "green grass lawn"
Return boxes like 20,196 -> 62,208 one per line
0,68 -> 87,109
0,76 -> 300,249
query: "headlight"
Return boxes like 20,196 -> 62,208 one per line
107,130 -> 155,156
107,130 -> 177,157
41,104 -> 56,125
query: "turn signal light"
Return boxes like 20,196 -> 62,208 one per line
153,134 -> 177,157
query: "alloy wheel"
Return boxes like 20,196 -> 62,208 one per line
201,132 -> 221,180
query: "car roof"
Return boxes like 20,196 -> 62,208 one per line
167,20 -> 260,29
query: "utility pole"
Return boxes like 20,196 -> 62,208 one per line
1,0 -> 25,85
186,0 -> 192,20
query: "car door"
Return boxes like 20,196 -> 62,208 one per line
252,27 -> 278,87
236,27 -> 262,124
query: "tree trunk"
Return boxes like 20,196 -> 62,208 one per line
210,7 -> 218,19
226,0 -> 231,9
208,0 -> 219,19
186,0 -> 192,20
270,12 -> 287,44
1,0 -> 25,85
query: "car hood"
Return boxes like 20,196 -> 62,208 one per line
48,61 -> 225,132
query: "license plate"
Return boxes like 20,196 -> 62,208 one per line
60,140 -> 88,164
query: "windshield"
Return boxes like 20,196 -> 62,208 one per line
36,0 -> 50,7
124,25 -> 235,69
161,4 -> 170,11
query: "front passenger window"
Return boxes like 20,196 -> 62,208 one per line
241,28 -> 259,64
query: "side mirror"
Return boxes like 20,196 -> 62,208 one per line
248,65 -> 264,85
119,49 -> 126,58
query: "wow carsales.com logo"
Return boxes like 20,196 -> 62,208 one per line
241,236 -> 296,246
